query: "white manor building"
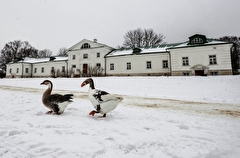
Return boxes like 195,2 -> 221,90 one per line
6,34 -> 233,78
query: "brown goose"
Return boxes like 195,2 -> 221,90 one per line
81,78 -> 123,117
40,80 -> 73,115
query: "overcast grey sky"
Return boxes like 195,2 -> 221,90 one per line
0,0 -> 239,54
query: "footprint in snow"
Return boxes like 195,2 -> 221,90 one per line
179,125 -> 189,130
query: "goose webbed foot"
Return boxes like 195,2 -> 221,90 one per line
89,110 -> 96,116
46,110 -> 53,114
89,110 -> 100,116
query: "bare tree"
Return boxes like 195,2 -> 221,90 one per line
123,28 -> 164,48
68,68 -> 74,78
56,69 -> 61,78
0,40 -> 38,70
76,68 -> 82,77
57,47 -> 68,56
50,68 -> 56,78
38,49 -> 52,58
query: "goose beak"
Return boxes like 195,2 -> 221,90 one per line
81,82 -> 85,87
40,82 -> 44,85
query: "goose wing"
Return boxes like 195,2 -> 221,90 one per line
47,94 -> 73,104
92,89 -> 121,103
92,89 -> 109,103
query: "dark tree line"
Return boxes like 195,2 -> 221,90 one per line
218,36 -> 240,75
0,40 -> 68,71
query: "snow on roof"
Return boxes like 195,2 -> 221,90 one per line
169,39 -> 229,49
14,56 -> 68,64
107,38 -> 231,57
106,45 -> 171,57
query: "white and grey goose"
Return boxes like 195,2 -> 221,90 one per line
81,78 -> 123,117
40,80 -> 73,115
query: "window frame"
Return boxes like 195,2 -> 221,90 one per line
126,62 -> 131,70
83,54 -> 88,59
182,57 -> 189,66
81,43 -> 91,49
209,55 -> 217,65
183,72 -> 189,76
110,63 -> 114,70
146,61 -> 152,69
96,63 -> 101,67
97,52 -> 100,58
162,60 -> 168,68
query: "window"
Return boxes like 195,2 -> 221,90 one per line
72,55 -> 76,60
10,68 -> 12,73
34,68 -> 37,73
62,66 -> 65,72
210,72 -> 218,76
183,72 -> 189,76
83,54 -> 88,59
110,63 -> 114,70
127,62 -> 131,70
16,68 -> 19,73
42,67 -> 44,73
25,68 -> 29,73
182,57 -> 189,66
192,38 -> 203,44
81,43 -> 90,49
146,61 -> 152,69
97,52 -> 100,58
72,65 -> 76,68
209,55 -> 217,65
96,63 -> 101,67
51,67 -> 55,75
163,60 -> 168,68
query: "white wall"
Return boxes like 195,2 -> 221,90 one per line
67,41 -> 113,76
6,62 -> 32,78
170,44 -> 232,72
106,53 -> 170,76
33,61 -> 68,77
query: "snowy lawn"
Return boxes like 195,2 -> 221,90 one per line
0,76 -> 240,158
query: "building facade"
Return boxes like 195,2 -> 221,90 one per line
67,39 -> 114,77
5,35 -> 233,78
105,46 -> 171,76
6,57 -> 68,78
169,34 -> 233,76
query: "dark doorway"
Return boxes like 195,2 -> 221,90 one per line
83,64 -> 88,74
195,70 -> 204,76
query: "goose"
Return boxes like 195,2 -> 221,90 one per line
81,78 -> 123,117
40,80 -> 73,115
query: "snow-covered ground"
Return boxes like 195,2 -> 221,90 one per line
0,76 -> 240,158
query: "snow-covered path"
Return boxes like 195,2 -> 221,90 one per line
0,76 -> 240,157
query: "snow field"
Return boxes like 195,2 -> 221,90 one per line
0,76 -> 240,157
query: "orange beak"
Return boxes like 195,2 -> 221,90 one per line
81,82 -> 85,87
